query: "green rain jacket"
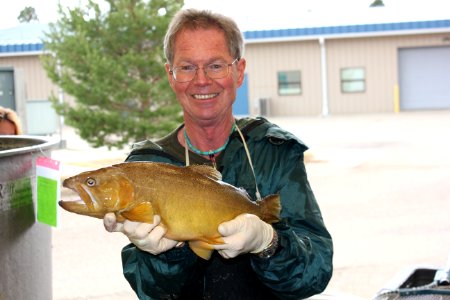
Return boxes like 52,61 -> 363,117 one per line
121,117 -> 333,300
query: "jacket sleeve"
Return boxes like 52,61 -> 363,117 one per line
122,243 -> 198,299
250,140 -> 333,299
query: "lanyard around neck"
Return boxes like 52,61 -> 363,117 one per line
184,123 -> 235,157
184,120 -> 262,201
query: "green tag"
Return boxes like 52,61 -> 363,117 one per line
37,176 -> 58,227
36,157 -> 60,227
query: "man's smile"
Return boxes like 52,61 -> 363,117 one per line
192,93 -> 219,100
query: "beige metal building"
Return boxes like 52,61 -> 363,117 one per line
238,19 -> 450,116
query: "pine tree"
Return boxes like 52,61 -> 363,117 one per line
18,6 -> 39,23
370,0 -> 385,7
42,0 -> 184,149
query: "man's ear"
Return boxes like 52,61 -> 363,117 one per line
236,58 -> 246,87
165,63 -> 175,88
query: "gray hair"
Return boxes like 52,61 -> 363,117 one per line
163,9 -> 244,66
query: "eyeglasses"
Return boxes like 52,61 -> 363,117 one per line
170,59 -> 239,83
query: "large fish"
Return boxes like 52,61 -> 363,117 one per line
59,162 -> 281,260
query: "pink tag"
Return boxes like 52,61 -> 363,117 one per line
36,157 -> 60,171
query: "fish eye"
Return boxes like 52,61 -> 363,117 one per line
85,178 -> 96,187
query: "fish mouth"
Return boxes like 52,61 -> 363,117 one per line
61,179 -> 96,212
60,180 -> 86,212
58,198 -> 89,213
58,198 -> 106,219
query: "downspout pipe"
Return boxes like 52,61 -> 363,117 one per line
319,37 -> 329,116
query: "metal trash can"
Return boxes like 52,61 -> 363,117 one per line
0,135 -> 59,300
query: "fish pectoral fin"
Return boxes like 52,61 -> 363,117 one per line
120,201 -> 154,223
188,241 -> 215,260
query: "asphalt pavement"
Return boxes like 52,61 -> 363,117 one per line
51,110 -> 450,299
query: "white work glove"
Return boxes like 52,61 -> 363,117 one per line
212,213 -> 274,259
103,213 -> 180,255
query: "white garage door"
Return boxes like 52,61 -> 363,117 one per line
398,46 -> 450,110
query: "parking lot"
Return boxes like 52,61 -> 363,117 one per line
51,110 -> 450,299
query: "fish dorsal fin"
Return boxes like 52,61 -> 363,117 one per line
187,165 -> 222,181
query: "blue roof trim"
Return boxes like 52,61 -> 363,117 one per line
0,43 -> 44,53
1,19 -> 449,54
244,19 -> 450,40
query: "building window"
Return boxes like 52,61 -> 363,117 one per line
341,67 -> 365,93
278,71 -> 301,95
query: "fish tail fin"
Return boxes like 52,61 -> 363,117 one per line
258,194 -> 281,224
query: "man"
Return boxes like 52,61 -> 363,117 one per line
104,9 -> 333,299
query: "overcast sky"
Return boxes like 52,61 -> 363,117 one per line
0,0 -> 449,31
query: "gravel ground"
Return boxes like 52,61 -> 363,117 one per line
51,110 -> 450,299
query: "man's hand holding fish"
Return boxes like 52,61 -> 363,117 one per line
104,213 -> 181,255
212,213 -> 275,259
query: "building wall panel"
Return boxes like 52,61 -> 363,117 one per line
245,41 -> 323,116
326,36 -> 398,114
0,55 -> 57,101
325,33 -> 450,114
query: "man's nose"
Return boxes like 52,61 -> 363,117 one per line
193,67 -> 212,84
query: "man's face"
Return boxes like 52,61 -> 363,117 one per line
165,27 -> 245,124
